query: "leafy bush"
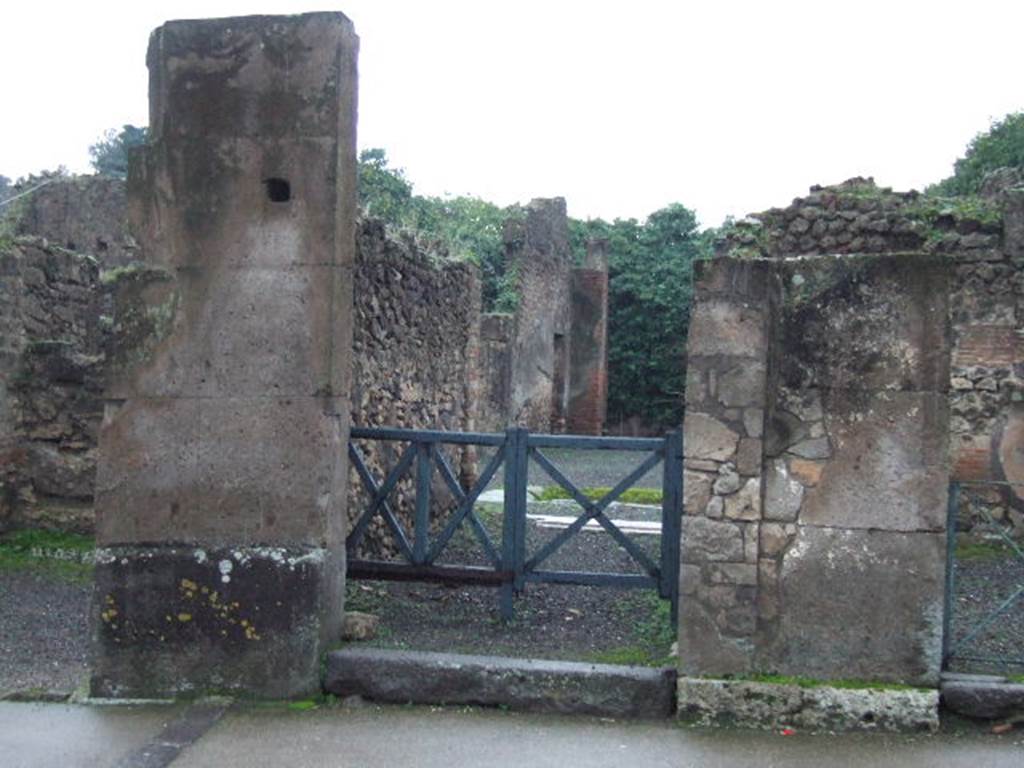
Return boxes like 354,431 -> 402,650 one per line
931,111 -> 1024,196
89,125 -> 148,179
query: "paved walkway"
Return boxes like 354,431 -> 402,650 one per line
2,700 -> 1022,768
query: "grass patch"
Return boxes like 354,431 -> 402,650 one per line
0,528 -> 95,583
955,538 -> 1018,561
2,528 -> 94,554
243,697 -> 324,711
1008,674 -> 1024,684
588,591 -> 674,667
344,581 -> 390,614
534,486 -> 662,505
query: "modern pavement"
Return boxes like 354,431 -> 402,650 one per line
1,699 -> 1022,768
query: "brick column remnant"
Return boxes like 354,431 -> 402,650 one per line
567,239 -> 609,435
90,13 -> 359,698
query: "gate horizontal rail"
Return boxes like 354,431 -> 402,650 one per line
345,425 -> 684,621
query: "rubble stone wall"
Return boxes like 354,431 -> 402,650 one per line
8,176 -> 138,267
0,238 -> 106,532
349,218 -> 482,554
477,313 -> 515,433
718,178 -> 1024,531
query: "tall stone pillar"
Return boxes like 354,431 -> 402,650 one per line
505,198 -> 571,432
567,239 -> 609,435
91,13 -> 358,699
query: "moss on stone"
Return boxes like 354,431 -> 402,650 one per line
905,195 -> 1003,230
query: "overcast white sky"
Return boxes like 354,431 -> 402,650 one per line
2,1 -> 1022,228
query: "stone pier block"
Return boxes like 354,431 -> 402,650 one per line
765,527 -> 946,685
91,13 -> 358,699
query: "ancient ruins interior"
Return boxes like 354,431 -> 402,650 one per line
0,10 -> 1021,732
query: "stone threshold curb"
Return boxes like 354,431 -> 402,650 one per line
941,672 -> 1024,720
677,677 -> 939,733
324,647 -> 676,719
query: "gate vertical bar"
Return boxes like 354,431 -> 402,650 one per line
414,441 -> 432,565
942,481 -> 960,667
512,427 -> 530,593
500,429 -> 519,620
660,430 -> 684,627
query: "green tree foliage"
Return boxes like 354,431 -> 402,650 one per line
357,148 -> 416,221
89,125 -> 148,179
0,175 -> 11,201
572,205 -> 709,427
931,111 -> 1024,196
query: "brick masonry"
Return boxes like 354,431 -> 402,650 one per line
567,239 -> 609,435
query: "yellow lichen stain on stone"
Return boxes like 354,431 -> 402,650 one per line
177,612 -> 192,622
100,608 -> 119,622
165,614 -> 173,622
180,578 -> 198,591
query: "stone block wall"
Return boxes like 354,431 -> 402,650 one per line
717,177 -> 1024,532
680,254 -> 951,685
349,218 -> 482,554
0,238 -> 106,532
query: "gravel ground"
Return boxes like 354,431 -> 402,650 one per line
349,496 -> 673,664
0,569 -> 90,698
946,535 -> 1024,676
348,447 -> 673,663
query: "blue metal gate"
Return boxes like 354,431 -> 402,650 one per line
346,427 -> 683,621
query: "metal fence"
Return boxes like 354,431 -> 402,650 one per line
346,426 -> 683,621
943,480 -> 1024,673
